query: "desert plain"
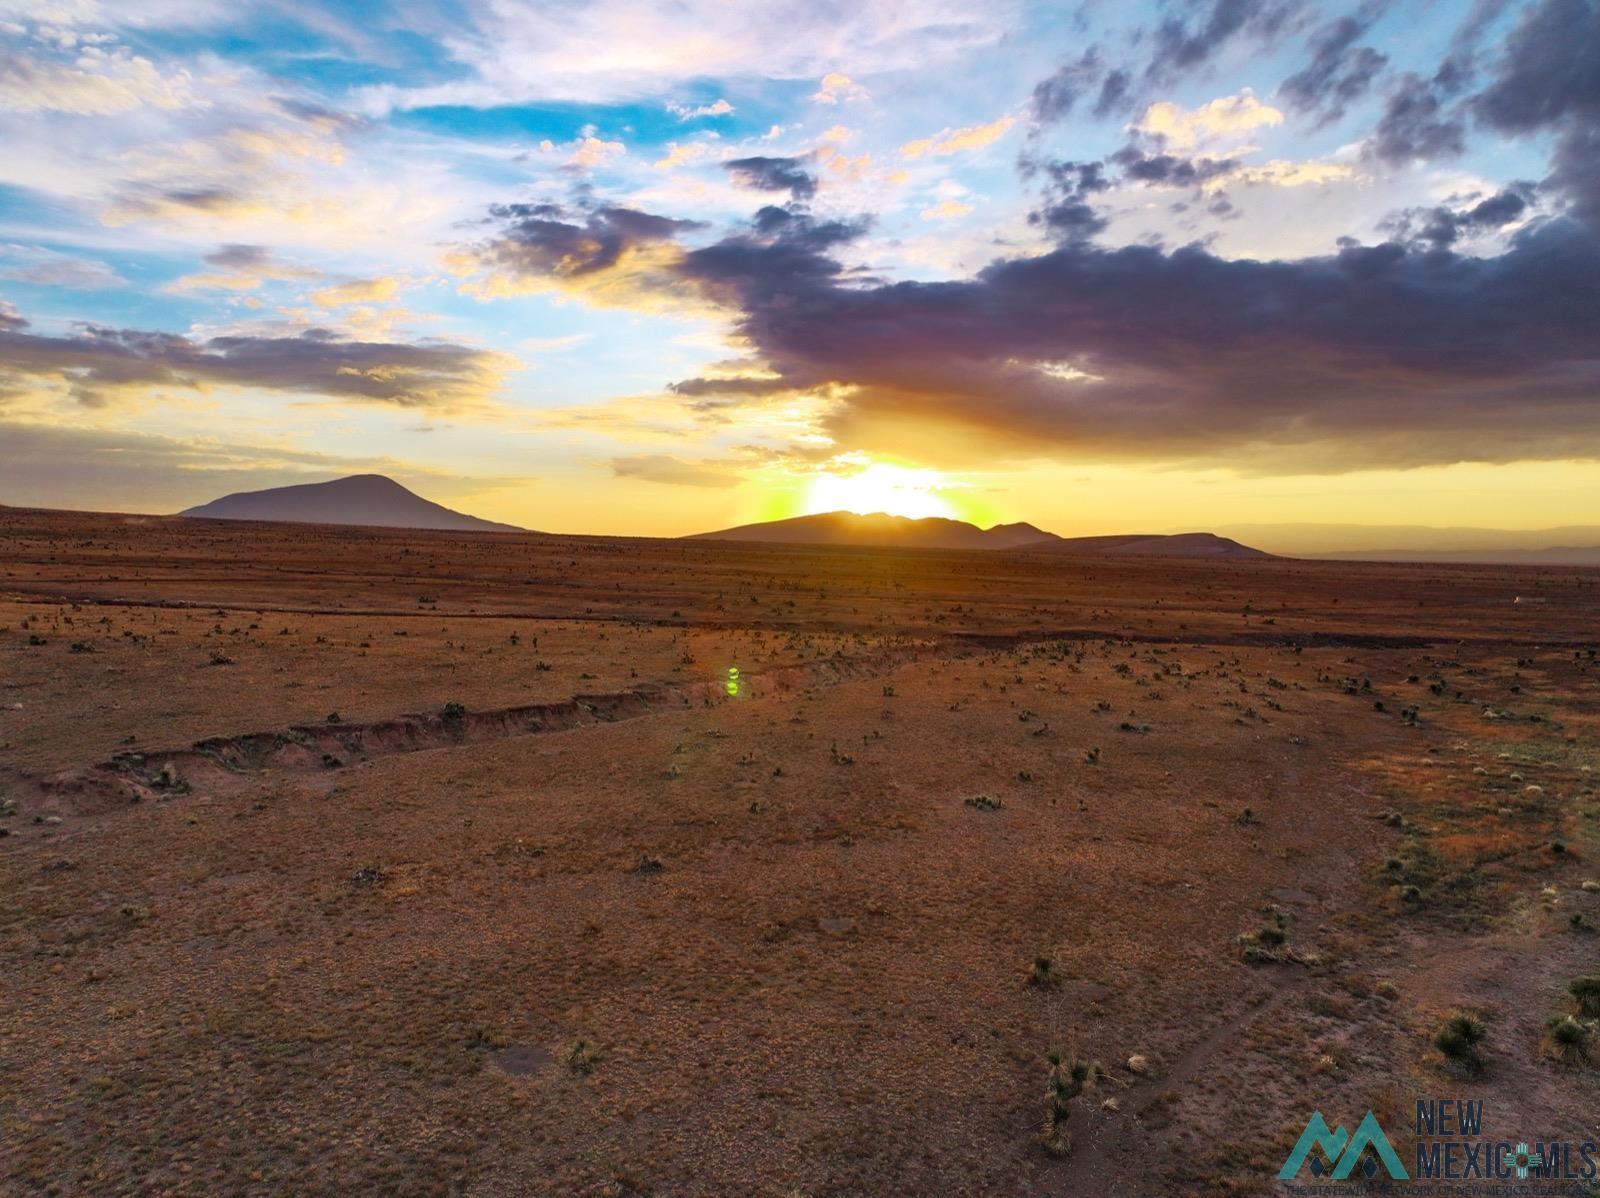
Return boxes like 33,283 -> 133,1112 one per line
1,506 -> 1598,1197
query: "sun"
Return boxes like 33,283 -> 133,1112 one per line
801,460 -> 960,520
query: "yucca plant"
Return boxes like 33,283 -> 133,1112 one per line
1546,1015 -> 1591,1066
1571,974 -> 1600,1018
1433,1012 -> 1486,1067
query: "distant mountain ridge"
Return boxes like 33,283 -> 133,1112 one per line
687,511 -> 1269,558
179,474 -> 520,533
1216,522 -> 1600,564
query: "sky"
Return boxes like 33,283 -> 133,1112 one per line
1,0 -> 1598,541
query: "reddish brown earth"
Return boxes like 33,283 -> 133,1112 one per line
1,506 -> 1597,1197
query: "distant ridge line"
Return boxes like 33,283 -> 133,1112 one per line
687,510 -> 1270,558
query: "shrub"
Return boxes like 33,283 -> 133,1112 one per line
1238,914 -> 1290,963
442,701 -> 467,720
1546,1015 -> 1591,1066
1040,1052 -> 1101,1157
562,1037 -> 601,1074
1571,975 -> 1600,1018
1433,1012 -> 1486,1066
1027,956 -> 1059,987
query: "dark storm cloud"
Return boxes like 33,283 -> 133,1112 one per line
667,375 -> 794,400
1031,0 -> 1303,129
1278,10 -> 1389,124
473,199 -> 705,279
1145,0 -> 1305,85
1029,49 -> 1104,123
1092,69 -> 1133,118
1382,184 -> 1536,247
722,155 -> 818,200
658,203 -> 1600,469
1473,0 -> 1600,228
1473,0 -> 1599,130
1110,146 -> 1240,187
1023,159 -> 1111,243
0,320 -> 505,409
1367,72 -> 1468,162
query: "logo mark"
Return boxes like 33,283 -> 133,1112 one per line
1279,1111 -> 1410,1181
1504,1142 -> 1544,1179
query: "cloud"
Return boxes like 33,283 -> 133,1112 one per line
723,154 -> 818,199
1133,91 -> 1283,148
1278,12 -> 1389,126
1029,49 -> 1103,124
450,198 -> 709,310
921,199 -> 974,220
653,140 -> 713,170
1024,158 -> 1111,242
1109,148 -> 1240,189
657,199 -> 1600,471
667,97 -> 734,119
610,453 -> 739,487
1381,183 -> 1536,247
311,277 -> 400,308
1227,157 -> 1356,187
0,307 -> 509,411
899,116 -> 1016,159
1145,0 -> 1303,85
0,244 -> 125,288
0,44 -> 195,114
811,71 -> 869,104
164,243 -> 316,292
100,115 -> 363,233
1473,0 -> 1600,231
537,131 -> 627,170
358,4 -> 999,110
1366,73 -> 1466,163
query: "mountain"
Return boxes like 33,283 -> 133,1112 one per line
1312,546 -> 1600,566
1215,523 -> 1600,564
1027,531 -> 1271,559
688,511 -> 1269,557
687,511 -> 1032,550
178,474 -> 521,533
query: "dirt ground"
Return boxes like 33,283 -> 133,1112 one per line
2,506 -> 1598,1197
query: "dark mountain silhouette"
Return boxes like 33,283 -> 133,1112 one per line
688,511 -> 1269,557
178,474 -> 521,532
1026,531 -> 1271,559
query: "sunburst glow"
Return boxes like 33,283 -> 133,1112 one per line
802,461 -> 959,520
